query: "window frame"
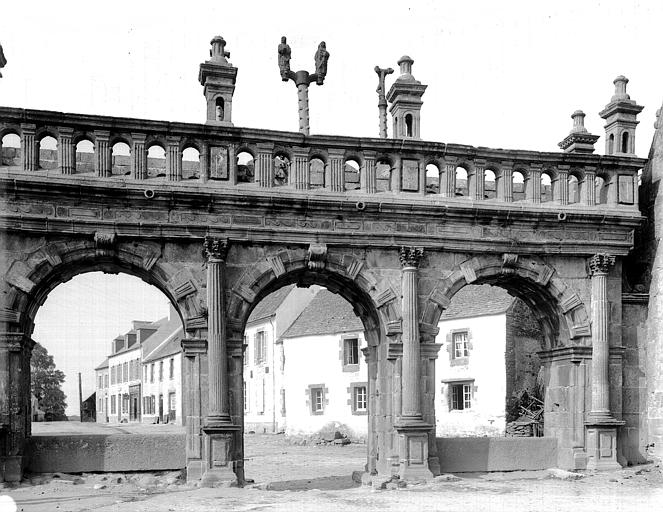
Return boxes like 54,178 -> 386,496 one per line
349,382 -> 368,415
446,380 -> 474,411
307,384 -> 327,415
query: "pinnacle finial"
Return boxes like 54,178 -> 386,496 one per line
611,75 -> 630,102
570,110 -> 588,134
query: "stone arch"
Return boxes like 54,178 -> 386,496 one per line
2,236 -> 205,337
421,254 -> 590,350
225,247 -> 400,346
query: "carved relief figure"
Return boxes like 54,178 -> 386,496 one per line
274,155 -> 290,186
278,36 -> 291,81
314,41 -> 329,84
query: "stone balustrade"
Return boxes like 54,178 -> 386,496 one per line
0,107 -> 646,210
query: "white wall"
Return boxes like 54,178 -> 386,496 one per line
243,318 -> 280,433
435,313 -> 507,437
281,331 -> 367,439
106,346 -> 141,424
141,353 -> 183,425
94,368 -> 109,422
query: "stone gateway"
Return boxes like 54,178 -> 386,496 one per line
0,35 -> 659,485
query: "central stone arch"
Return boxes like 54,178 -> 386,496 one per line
224,245 -> 403,476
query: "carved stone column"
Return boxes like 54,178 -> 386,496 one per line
166,137 -> 182,181
131,133 -> 147,180
528,164 -> 542,204
471,160 -> 485,200
201,236 -> 238,486
499,163 -> 513,202
441,159 -> 456,197
292,147 -> 309,190
557,165 -> 570,205
586,253 -> 622,470
362,345 -> 378,475
362,151 -> 376,194
199,143 -> 209,183
94,130 -> 111,177
181,338 -> 207,481
395,246 -> 433,480
58,127 -> 75,175
20,123 -> 37,172
0,332 -> 35,482
583,166 -> 597,206
328,149 -> 345,192
255,143 -> 274,187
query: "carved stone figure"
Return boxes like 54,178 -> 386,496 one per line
278,36 -> 291,81
0,43 -> 6,78
314,41 -> 329,85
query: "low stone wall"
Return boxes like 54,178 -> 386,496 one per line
27,433 -> 186,473
436,437 -> 558,473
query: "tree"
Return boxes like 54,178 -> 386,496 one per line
30,342 -> 68,421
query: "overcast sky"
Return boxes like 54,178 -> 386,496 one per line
2,1 -> 661,415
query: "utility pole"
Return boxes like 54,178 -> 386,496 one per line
78,372 -> 83,422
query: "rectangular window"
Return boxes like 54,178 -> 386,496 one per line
453,331 -> 469,358
123,362 -> 128,382
168,392 -> 176,412
343,338 -> 359,367
159,361 -> 164,382
110,395 -> 116,414
243,336 -> 249,366
354,385 -> 367,412
110,366 -> 115,385
310,387 -> 324,414
98,375 -> 103,388
150,363 -> 155,383
104,374 -> 108,388
254,331 -> 266,364
143,366 -> 147,383
450,383 -> 472,410
169,358 -> 174,380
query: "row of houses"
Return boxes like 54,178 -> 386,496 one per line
95,283 -> 542,437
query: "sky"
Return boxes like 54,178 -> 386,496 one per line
2,1 -> 662,415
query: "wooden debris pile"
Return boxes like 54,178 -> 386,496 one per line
505,392 -> 544,437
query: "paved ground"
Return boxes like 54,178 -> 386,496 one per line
4,429 -> 663,511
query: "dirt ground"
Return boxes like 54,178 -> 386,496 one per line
3,433 -> 662,512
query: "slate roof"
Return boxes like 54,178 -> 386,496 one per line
94,357 -> 109,371
247,284 -> 295,324
281,289 -> 363,338
141,312 -> 184,361
143,325 -> 184,363
440,284 -> 514,320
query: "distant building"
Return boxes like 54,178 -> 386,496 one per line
94,306 -> 184,424
81,392 -> 96,422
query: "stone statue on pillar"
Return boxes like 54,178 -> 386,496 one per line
278,36 -> 329,135
375,66 -> 394,138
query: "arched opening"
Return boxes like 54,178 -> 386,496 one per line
112,141 -> 132,176
273,153 -> 290,186
1,132 -> 21,167
236,151 -> 255,183
405,114 -> 413,137
215,97 -> 225,122
309,157 -> 325,188
238,267 -> 384,482
425,163 -> 440,194
595,175 -> 609,204
344,159 -> 360,191
182,147 -> 200,180
434,284 -> 544,438
621,131 -> 630,154
541,172 -> 553,203
75,139 -> 95,174
376,160 -> 392,192
484,169 -> 496,199
38,135 -> 58,170
608,134 -> 615,155
29,271 -> 186,471
455,166 -> 468,196
147,144 -> 166,178
568,174 -> 580,204
512,171 -> 525,201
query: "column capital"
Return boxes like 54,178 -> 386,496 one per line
589,253 -> 615,275
399,247 -> 424,268
203,236 -> 229,262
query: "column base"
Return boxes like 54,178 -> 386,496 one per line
0,455 -> 24,482
572,447 -> 588,471
394,419 -> 434,481
585,420 -> 624,471
201,424 -> 241,487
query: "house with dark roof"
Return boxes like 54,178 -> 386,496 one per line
243,284 -> 319,433
435,284 -> 543,437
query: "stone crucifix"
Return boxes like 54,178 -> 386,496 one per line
278,36 -> 329,136
375,66 -> 394,138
